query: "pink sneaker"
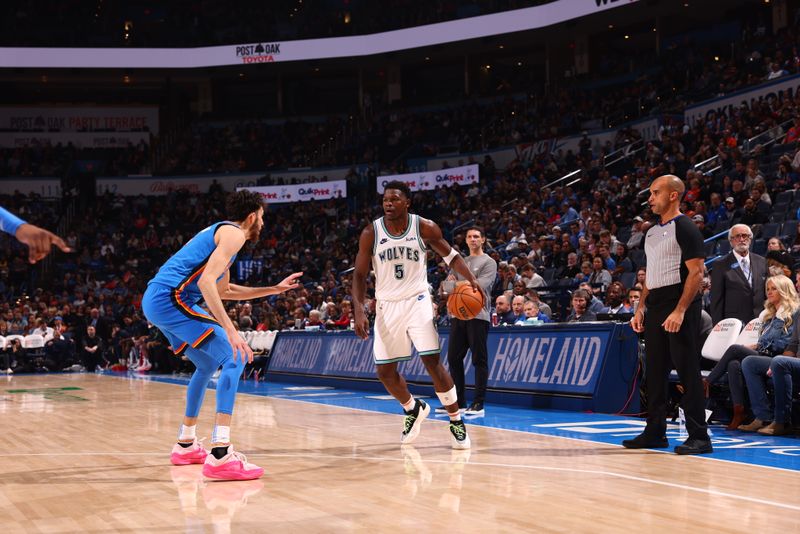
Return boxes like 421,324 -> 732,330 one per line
202,446 -> 264,481
170,438 -> 209,466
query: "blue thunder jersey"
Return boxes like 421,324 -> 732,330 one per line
372,214 -> 429,301
148,221 -> 240,315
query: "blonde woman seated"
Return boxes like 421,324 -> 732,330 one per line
703,274 -> 800,430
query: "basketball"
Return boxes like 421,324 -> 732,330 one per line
448,284 -> 484,320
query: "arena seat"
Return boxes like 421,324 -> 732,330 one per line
735,318 -> 762,348
701,319 -> 743,362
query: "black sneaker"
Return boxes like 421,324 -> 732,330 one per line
449,419 -> 471,449
464,402 -> 485,417
401,399 -> 430,445
674,437 -> 713,455
621,432 -> 669,449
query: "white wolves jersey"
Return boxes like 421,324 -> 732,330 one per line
372,214 -> 429,301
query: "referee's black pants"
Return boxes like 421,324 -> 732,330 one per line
643,286 -> 709,440
447,318 -> 490,408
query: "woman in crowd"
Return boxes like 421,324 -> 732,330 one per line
705,274 -> 799,430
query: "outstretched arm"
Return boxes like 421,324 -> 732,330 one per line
419,218 -> 479,292
217,271 -> 304,300
351,224 -> 374,340
0,207 -> 71,263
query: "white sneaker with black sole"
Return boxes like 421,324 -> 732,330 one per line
401,399 -> 430,445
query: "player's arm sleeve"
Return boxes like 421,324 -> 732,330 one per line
0,207 -> 26,236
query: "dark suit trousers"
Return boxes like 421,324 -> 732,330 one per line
447,318 -> 490,408
644,285 -> 709,440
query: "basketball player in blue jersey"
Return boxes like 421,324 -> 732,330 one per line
143,190 -> 302,480
0,206 -> 70,263
352,180 -> 479,449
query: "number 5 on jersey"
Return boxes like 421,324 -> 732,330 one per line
394,264 -> 404,279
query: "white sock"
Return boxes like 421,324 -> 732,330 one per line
401,396 -> 415,412
178,424 -> 196,442
448,412 -> 462,422
212,425 -> 231,445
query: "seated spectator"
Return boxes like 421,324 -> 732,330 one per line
742,318 -> 800,435
627,216 -> 646,249
1,337 -> 24,373
80,325 -> 105,372
326,300 -> 353,329
525,289 -> 552,318
588,256 -> 612,293
305,309 -> 325,330
520,263 -> 545,288
31,318 -> 53,340
767,237 -> 786,253
565,289 -> 597,322
286,307 -> 308,330
627,287 -> 642,312
704,275 -> 799,430
612,243 -> 633,277
603,281 -> 632,315
575,260 -> 592,284
507,295 -> 526,324
767,250 -> 794,278
578,282 -> 607,314
46,321 -> 75,370
561,252 -> 581,279
515,300 -> 549,325
692,214 -> 714,239
493,295 -> 514,325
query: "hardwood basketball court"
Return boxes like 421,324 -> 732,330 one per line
1,372 -> 798,533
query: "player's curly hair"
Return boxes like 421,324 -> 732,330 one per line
226,190 -> 264,221
383,180 -> 412,199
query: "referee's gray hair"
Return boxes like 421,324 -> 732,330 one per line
728,224 -> 753,241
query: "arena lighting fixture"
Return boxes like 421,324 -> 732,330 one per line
624,35 -> 629,39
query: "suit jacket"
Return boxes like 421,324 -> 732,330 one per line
710,252 -> 767,325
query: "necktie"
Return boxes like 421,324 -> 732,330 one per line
741,258 -> 751,285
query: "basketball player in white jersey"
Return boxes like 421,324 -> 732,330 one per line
352,181 -> 479,449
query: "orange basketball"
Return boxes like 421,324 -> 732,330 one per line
447,284 -> 484,320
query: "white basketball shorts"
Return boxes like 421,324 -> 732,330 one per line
373,292 -> 440,364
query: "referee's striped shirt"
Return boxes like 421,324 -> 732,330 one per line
643,214 -> 705,290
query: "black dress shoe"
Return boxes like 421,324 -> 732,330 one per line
674,437 -> 713,455
622,433 -> 669,449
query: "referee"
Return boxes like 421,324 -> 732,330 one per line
624,175 -> 713,455
439,226 -> 497,416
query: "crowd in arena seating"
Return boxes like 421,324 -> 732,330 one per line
6,10 -> 800,178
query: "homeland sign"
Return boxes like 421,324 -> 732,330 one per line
268,322 -> 640,413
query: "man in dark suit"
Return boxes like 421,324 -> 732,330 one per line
710,224 -> 766,325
